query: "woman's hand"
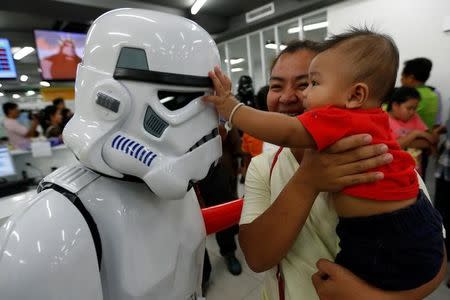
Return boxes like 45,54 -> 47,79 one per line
312,259 -> 381,300
312,251 -> 447,300
296,134 -> 393,193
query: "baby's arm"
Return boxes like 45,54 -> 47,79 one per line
203,67 -> 316,148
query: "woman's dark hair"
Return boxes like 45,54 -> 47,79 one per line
401,57 -> 432,83
387,87 -> 421,111
270,40 -> 322,72
43,105 -> 59,123
52,97 -> 64,107
2,102 -> 18,116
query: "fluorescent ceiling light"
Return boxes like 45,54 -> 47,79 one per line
191,0 -> 207,15
265,43 -> 287,50
25,90 -> 36,96
303,21 -> 328,32
265,43 -> 278,50
224,58 -> 245,65
0,92 -> 4,97
231,68 -> 244,73
13,47 -> 35,60
12,94 -> 20,99
40,81 -> 50,87
287,27 -> 301,34
11,47 -> 21,54
20,75 -> 28,82
0,83 -> 2,88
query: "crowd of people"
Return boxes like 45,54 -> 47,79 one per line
201,30 -> 449,298
1,97 -> 73,150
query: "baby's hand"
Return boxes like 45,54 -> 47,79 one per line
203,66 -> 241,120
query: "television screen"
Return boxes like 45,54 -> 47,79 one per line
34,29 -> 87,81
0,38 -> 17,79
0,147 -> 16,178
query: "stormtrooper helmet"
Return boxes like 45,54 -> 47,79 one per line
63,8 -> 222,199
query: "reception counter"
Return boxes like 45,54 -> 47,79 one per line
11,144 -> 78,180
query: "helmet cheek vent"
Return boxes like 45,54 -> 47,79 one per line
143,105 -> 169,138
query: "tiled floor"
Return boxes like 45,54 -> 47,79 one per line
204,165 -> 450,300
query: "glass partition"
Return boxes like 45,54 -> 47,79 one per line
277,20 -> 300,49
218,10 -> 328,98
302,12 -> 328,42
249,33 -> 263,91
227,37 -> 249,93
262,28 -> 276,85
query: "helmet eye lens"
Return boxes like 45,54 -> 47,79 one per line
158,91 -> 204,111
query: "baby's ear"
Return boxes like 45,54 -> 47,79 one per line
346,83 -> 369,109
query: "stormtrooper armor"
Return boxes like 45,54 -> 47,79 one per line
0,8 -> 227,299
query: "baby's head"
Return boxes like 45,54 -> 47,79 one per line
303,28 -> 399,110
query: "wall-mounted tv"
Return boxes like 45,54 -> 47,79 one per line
34,30 -> 87,81
0,38 -> 17,79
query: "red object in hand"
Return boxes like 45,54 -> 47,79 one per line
201,198 -> 243,235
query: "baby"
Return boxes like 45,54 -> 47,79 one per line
204,28 -> 444,291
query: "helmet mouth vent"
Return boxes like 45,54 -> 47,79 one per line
143,105 -> 169,138
187,128 -> 219,153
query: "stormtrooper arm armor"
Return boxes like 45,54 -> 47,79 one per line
201,198 -> 243,235
0,189 -> 103,300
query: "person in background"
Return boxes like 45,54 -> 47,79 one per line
401,57 -> 442,178
60,107 -> 73,128
53,97 -> 73,128
43,105 -> 63,141
53,97 -> 66,112
198,123 -> 244,294
236,75 -> 256,108
240,85 -> 270,183
434,111 -> 450,288
387,87 -> 441,175
1,102 -> 39,150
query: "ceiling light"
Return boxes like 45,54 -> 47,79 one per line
20,75 -> 29,82
265,42 -> 286,50
224,58 -> 245,65
303,21 -> 328,32
13,47 -> 35,60
25,90 -> 36,96
0,83 -> 2,88
12,94 -> 20,99
265,42 -> 278,50
287,27 -> 301,34
40,81 -> 50,87
11,47 -> 22,54
231,68 -> 244,73
0,92 -> 4,97
191,0 -> 207,15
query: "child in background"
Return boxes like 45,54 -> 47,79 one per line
387,87 -> 437,175
204,28 -> 444,291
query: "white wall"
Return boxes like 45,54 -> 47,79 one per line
327,0 -> 450,123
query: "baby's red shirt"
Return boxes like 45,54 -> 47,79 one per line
297,106 -> 418,201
